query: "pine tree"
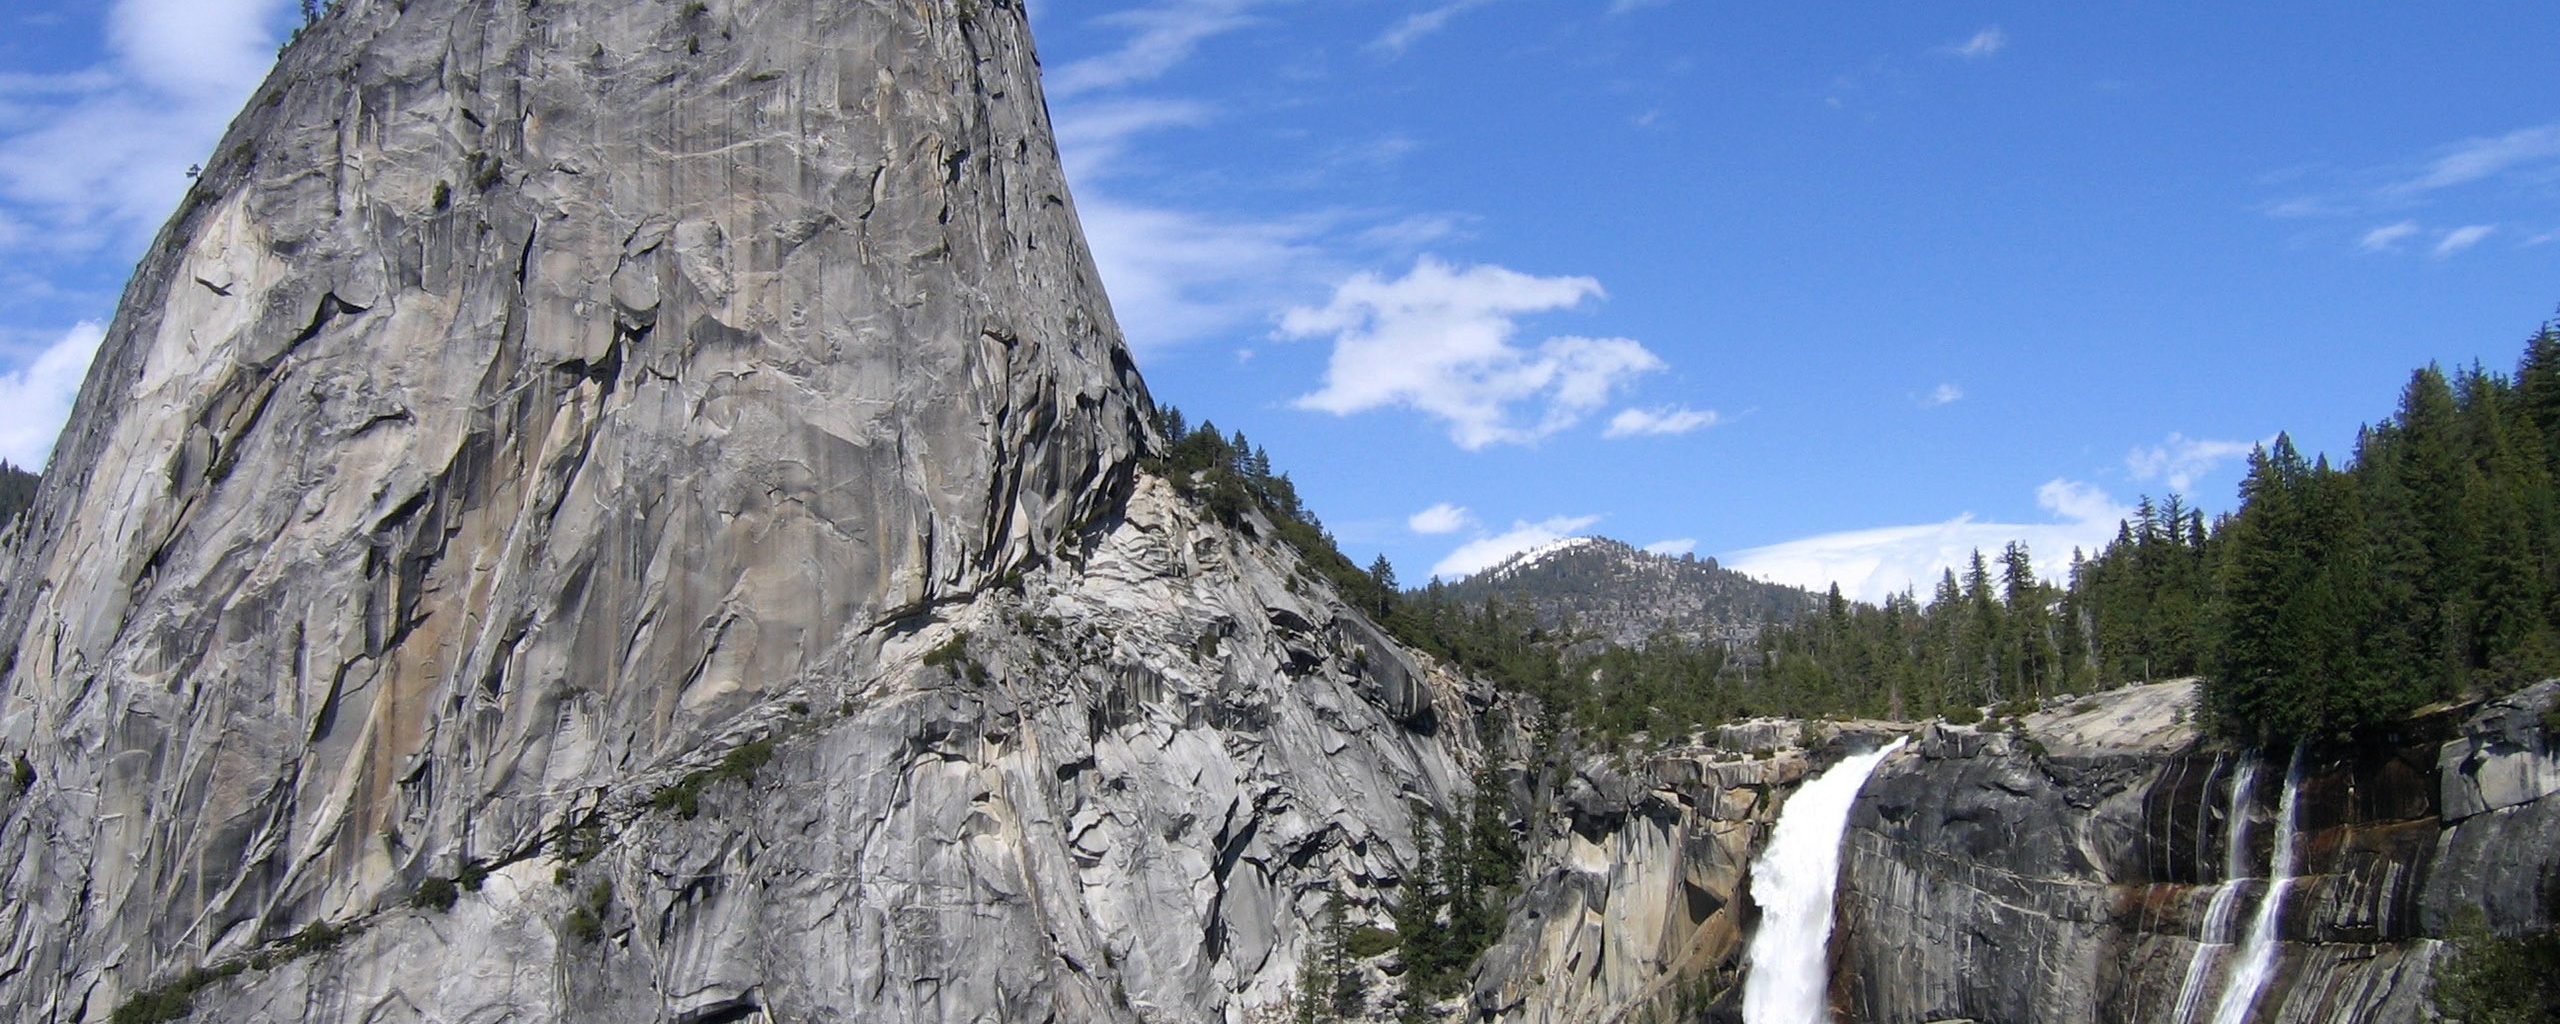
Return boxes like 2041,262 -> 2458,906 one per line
2213,438 -> 2311,737
2517,317 -> 2560,473
1395,817 -> 1445,1003
1369,555 -> 1401,618
1325,893 -> 1367,1018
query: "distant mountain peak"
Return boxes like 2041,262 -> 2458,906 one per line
1433,535 -> 1815,648
1474,536 -> 1601,581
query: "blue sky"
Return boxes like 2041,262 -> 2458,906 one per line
2,2 -> 2557,600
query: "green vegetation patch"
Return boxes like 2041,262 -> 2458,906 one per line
2433,904 -> 2560,1024
410,876 -> 459,912
921,632 -> 992,685
109,960 -> 246,1024
647,737 -> 777,820
1345,925 -> 1398,960
564,879 -> 614,945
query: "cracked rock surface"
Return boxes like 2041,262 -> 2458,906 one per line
1471,680 -> 2558,1024
0,0 -> 1477,1020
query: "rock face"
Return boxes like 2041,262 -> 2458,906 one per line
1834,682 -> 2556,1024
1472,680 -> 2560,1024
0,1 -> 1477,1021
1469,746 -> 1805,1023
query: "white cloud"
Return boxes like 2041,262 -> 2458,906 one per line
1076,196 -> 1323,352
0,321 -> 104,468
1046,95 -> 1338,352
2360,220 -> 2421,252
2272,122 -> 2560,224
1919,383 -> 1963,408
2126,432 -> 2258,493
1723,479 -> 2131,604
1371,0 -> 1496,56
0,0 -> 291,258
1642,538 -> 1697,557
2434,224 -> 2496,258
1357,213 -> 1470,250
1282,257 -> 1663,448
1408,502 -> 1475,535
2389,124 -> 2560,196
1604,405 -> 1719,438
1431,514 -> 1601,580
1947,26 -> 2007,59
1047,0 -> 1264,98
1052,98 -> 1215,182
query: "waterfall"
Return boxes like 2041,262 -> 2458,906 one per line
2208,747 -> 2306,1024
1741,737 -> 1909,1024
2170,755 -> 2261,1024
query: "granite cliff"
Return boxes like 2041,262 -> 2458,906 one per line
0,0 -> 2549,1022
0,0 -> 1482,1020
1465,680 -> 2558,1024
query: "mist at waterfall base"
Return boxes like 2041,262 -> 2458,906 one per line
1741,738 -> 1910,1024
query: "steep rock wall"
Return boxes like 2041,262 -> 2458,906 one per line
1471,720 -> 1847,1024
1837,681 -> 2557,1024
1473,681 -> 2559,1024
0,0 -> 1480,1020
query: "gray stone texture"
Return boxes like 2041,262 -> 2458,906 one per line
0,0 -> 1476,1020
1474,681 -> 2558,1024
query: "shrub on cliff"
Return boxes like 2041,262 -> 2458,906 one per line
2433,904 -> 2560,1024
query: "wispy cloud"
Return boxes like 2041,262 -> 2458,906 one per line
1918,382 -> 1964,408
1357,213 -> 1471,250
1282,257 -> 1664,449
1408,502 -> 1476,535
1431,514 -> 1601,580
1077,197 -> 1324,351
1604,405 -> 1719,438
1045,12 -> 1465,354
1642,537 -> 1697,557
2267,122 -> 2560,238
1724,480 -> 2130,603
2434,223 -> 2496,258
1047,0 -> 1265,98
1371,0 -> 1496,56
0,0 -> 290,259
1607,0 -> 1670,14
2388,124 -> 2560,197
0,320 -> 103,468
1052,98 -> 1216,182
2359,220 -> 2421,252
2126,433 -> 2257,493
1048,96 -> 1324,352
1945,26 -> 2007,60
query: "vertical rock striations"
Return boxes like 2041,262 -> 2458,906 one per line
1475,681 -> 2559,1024
0,1 -> 1478,1021
1835,680 -> 2554,1024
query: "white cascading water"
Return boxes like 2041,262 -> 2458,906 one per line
2170,755 -> 2261,1024
2208,747 -> 2307,1024
1741,736 -> 1910,1024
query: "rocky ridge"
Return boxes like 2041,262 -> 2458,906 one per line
1435,537 -> 1815,650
